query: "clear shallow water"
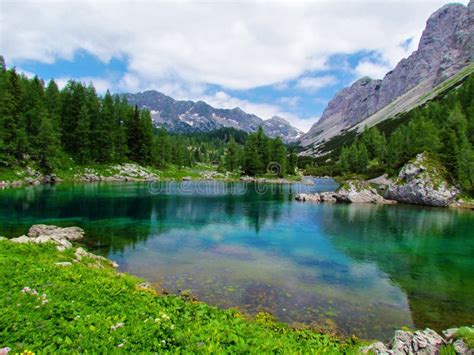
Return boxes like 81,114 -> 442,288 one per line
0,181 -> 473,340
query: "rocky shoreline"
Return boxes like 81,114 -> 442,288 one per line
296,153 -> 471,209
0,163 -> 161,189
360,327 -> 474,355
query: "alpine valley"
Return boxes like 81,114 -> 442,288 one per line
1,0 -> 474,354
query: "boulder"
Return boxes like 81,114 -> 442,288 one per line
43,174 -> 62,184
360,327 -> 474,355
453,339 -> 470,354
390,330 -> 414,354
8,225 -> 84,250
385,153 -> 459,206
319,192 -> 337,203
10,235 -> 30,243
295,193 -> 320,202
359,341 -> 392,354
442,328 -> 459,340
389,328 -> 445,354
0,236 -> 7,241
74,247 -> 118,267
28,225 -> 85,241
411,328 -> 445,353
240,176 -> 254,182
75,247 -> 108,262
336,181 -> 394,204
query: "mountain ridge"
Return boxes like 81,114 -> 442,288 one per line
125,90 -> 303,142
299,0 -> 473,153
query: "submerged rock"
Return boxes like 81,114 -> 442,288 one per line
385,153 -> 459,207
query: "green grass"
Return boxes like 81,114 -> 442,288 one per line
0,241 -> 360,353
455,327 -> 474,349
0,168 -> 27,182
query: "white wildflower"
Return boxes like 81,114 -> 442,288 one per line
111,322 -> 124,331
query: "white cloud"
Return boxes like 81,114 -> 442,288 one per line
1,0 -> 468,132
1,0 -> 462,91
296,75 -> 338,91
278,96 -> 301,109
354,60 -> 391,80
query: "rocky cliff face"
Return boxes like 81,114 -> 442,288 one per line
300,0 -> 474,149
125,91 -> 302,142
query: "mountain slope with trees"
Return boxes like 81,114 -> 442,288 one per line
303,73 -> 474,194
299,0 -> 473,152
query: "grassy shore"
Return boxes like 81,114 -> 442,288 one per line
0,163 -> 302,187
0,241 -> 360,353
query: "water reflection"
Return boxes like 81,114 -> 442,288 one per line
0,181 -> 473,339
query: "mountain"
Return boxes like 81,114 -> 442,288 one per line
125,91 -> 302,142
299,0 -> 474,154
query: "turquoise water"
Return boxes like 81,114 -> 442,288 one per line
0,181 -> 473,340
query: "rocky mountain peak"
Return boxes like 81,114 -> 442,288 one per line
299,0 -> 473,150
125,90 -> 301,142
268,116 -> 290,124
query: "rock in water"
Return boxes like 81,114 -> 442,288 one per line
295,193 -> 320,202
385,153 -> 459,207
336,181 -> 394,204
319,192 -> 337,202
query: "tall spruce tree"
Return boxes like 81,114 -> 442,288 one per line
271,137 -> 286,177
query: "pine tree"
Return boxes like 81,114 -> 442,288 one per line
44,79 -> 62,127
271,137 -> 286,177
76,103 -> 91,164
256,127 -> 270,174
287,147 -> 297,175
36,114 -> 61,173
224,136 -> 240,172
243,134 -> 261,176
95,90 -> 114,163
155,127 -> 171,167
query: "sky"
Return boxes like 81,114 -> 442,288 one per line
1,0 -> 468,132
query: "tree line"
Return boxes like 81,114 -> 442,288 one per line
0,57 -> 295,177
222,127 -> 297,177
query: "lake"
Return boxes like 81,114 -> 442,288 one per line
0,180 -> 473,340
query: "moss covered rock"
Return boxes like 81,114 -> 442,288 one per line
385,153 -> 459,207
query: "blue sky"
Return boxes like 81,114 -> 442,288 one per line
2,0 -> 465,132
